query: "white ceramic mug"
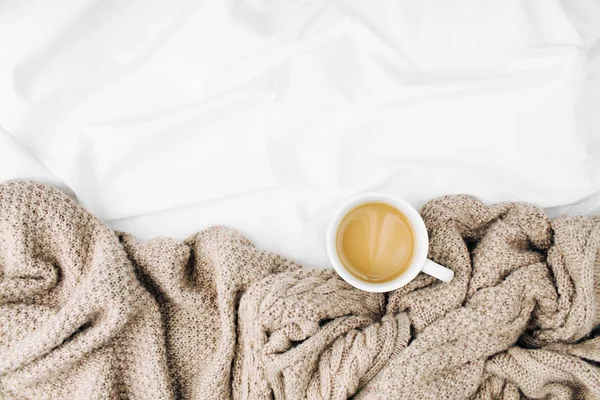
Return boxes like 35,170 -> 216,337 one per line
326,193 -> 454,292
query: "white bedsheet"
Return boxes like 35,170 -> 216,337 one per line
1,0 -> 599,267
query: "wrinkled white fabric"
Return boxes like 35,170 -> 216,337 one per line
1,0 -> 599,267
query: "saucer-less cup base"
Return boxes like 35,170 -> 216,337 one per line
326,193 -> 454,293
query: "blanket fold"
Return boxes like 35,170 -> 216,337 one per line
0,181 -> 599,399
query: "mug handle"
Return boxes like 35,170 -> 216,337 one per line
422,259 -> 454,283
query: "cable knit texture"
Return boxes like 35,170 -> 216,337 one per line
0,181 -> 599,399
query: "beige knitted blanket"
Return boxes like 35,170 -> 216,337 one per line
0,181 -> 599,399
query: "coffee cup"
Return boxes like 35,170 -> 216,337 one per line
326,193 -> 454,292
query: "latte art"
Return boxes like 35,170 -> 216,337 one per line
336,202 -> 415,283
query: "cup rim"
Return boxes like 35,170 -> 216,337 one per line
326,193 -> 429,292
